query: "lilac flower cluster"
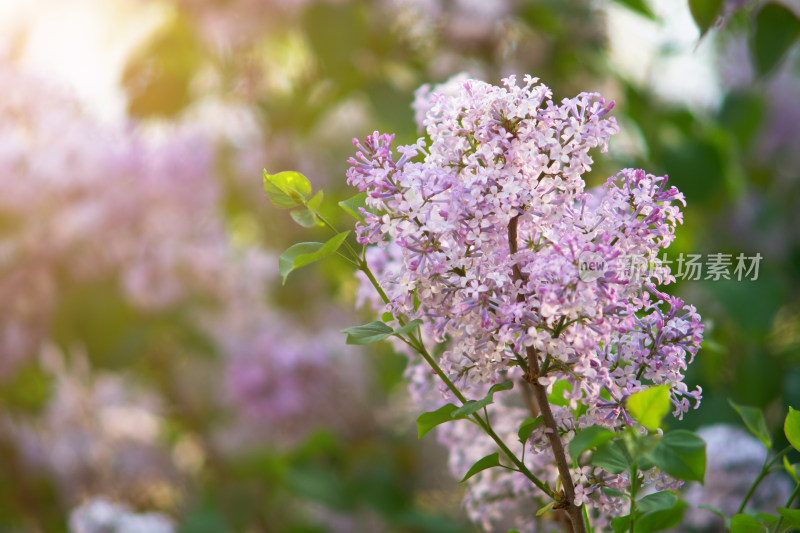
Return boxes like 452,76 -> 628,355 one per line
348,75 -> 703,529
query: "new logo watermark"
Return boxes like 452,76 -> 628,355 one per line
577,251 -> 607,282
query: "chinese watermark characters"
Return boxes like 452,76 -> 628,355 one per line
577,252 -> 762,283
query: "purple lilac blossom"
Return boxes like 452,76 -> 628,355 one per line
4,346 -> 181,511
0,59 -> 370,464
348,74 -> 703,530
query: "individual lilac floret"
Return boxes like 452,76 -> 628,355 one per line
348,74 -> 704,530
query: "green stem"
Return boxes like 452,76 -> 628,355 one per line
315,212 -> 362,263
322,210 -> 556,500
739,446 -> 793,513
360,256 -> 554,497
629,463 -> 639,533
772,482 -> 800,533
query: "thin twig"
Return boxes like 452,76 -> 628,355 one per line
508,215 -> 587,533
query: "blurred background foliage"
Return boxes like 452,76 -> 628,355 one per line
0,0 -> 799,531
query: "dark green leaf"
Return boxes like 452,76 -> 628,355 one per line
341,321 -> 394,345
611,0 -> 657,20
518,417 -> 543,444
776,507 -> 800,529
752,3 -> 800,77
688,0 -> 725,36
730,513 -> 767,533
451,381 -> 513,418
592,440 -> 633,474
568,426 -> 618,458
460,453 -> 501,482
756,513 -> 778,525
417,403 -> 460,439
636,491 -> 677,513
785,406 -> 800,451
393,319 -> 423,337
627,385 -> 671,430
338,192 -> 369,222
341,318 -> 423,345
647,430 -> 706,483
636,500 -> 687,533
278,232 -> 350,284
263,170 -> 313,209
730,399 -> 772,448
611,515 -> 630,533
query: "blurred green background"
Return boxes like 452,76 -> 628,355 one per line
0,0 -> 799,531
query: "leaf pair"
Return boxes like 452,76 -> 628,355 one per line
416,382 -> 514,439
573,425 -> 706,483
279,232 -> 349,284
340,319 -> 422,345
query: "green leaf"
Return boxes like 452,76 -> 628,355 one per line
776,507 -> 800,529
647,430 -> 706,483
341,318 -> 423,345
730,513 -> 767,533
784,406 -> 800,451
393,319 -> 423,337
338,192 -> 369,222
783,455 -> 799,483
636,491 -> 677,513
548,379 -> 571,406
417,404 -> 460,439
636,499 -> 687,533
568,426 -> 618,458
688,0 -> 725,37
341,321 -> 394,345
610,515 -> 630,533
756,513 -> 778,526
308,190 -> 324,211
627,385 -> 671,430
698,504 -> 727,521
290,208 -> 318,228
518,417 -> 543,444
451,381 -> 514,418
278,231 -> 350,284
263,170 -> 313,209
752,3 -> 800,77
611,0 -> 657,20
592,440 -> 633,474
535,502 -> 554,517
460,453 -> 502,482
730,399 -> 772,448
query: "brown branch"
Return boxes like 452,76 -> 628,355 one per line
508,215 -> 587,533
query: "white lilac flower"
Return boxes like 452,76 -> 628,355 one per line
69,497 -> 174,533
348,74 -> 703,530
